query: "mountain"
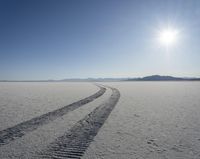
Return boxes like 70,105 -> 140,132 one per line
60,78 -> 126,82
126,75 -> 200,81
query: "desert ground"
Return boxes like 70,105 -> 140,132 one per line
0,82 -> 200,159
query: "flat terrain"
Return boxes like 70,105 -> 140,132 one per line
84,82 -> 200,159
0,82 -> 99,130
0,82 -> 200,159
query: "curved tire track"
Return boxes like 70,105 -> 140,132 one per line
38,86 -> 120,159
0,85 -> 106,146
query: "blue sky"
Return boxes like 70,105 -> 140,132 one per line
0,0 -> 200,80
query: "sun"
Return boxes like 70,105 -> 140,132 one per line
158,28 -> 179,46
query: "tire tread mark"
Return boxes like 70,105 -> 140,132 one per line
38,86 -> 120,159
0,85 -> 106,146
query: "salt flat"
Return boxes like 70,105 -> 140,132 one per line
83,82 -> 200,159
0,83 -> 111,158
0,82 -> 200,159
0,82 -> 98,130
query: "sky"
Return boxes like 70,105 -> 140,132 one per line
0,0 -> 200,80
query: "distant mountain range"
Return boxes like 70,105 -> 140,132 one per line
1,75 -> 200,82
126,75 -> 200,81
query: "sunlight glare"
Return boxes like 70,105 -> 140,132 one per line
158,28 -> 179,46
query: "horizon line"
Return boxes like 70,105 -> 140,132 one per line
1,75 -> 200,81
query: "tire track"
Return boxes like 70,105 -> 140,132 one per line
0,85 -> 106,146
38,86 -> 120,159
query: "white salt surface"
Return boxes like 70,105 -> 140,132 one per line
0,82 -> 98,130
0,84 -> 112,158
1,82 -> 200,159
83,82 -> 200,159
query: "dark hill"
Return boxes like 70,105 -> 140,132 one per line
127,75 -> 200,81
